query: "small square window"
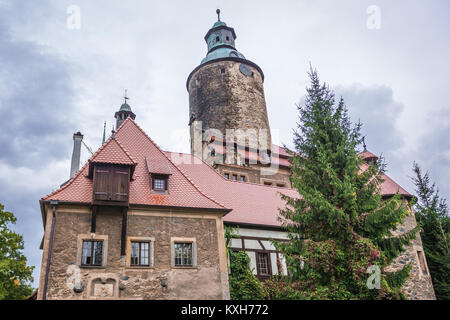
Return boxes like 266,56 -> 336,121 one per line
174,243 -> 193,267
232,174 -> 237,181
224,173 -> 229,179
81,240 -> 103,266
239,176 -> 245,182
152,175 -> 168,192
131,241 -> 150,266
221,68 -> 226,75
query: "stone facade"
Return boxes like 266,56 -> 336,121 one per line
188,60 -> 272,153
386,209 -> 436,300
37,204 -> 229,300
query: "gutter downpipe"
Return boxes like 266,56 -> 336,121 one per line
42,200 -> 58,300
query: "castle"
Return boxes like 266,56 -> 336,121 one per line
36,11 -> 436,300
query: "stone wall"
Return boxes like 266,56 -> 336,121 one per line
188,60 -> 272,153
386,210 -> 436,300
39,205 -> 229,300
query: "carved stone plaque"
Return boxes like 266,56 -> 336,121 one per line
93,283 -> 114,297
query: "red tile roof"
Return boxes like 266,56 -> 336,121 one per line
359,150 -> 379,161
42,118 -> 412,227
168,152 -> 413,228
90,137 -> 136,166
167,152 -> 298,227
42,119 -> 226,211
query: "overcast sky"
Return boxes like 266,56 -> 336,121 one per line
0,0 -> 449,287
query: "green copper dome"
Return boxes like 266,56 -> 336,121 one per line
201,11 -> 246,65
119,102 -> 132,112
212,20 -> 227,28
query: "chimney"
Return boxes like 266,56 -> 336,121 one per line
70,132 -> 84,179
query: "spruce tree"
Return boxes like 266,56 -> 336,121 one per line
274,68 -> 419,299
412,163 -> 450,300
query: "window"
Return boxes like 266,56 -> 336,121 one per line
93,164 -> 130,203
154,178 -> 165,190
130,241 -> 150,266
264,182 -> 273,186
232,174 -> 237,181
276,183 -> 285,188
81,240 -> 103,266
216,36 -> 220,42
257,252 -> 270,275
224,173 -> 229,179
417,251 -> 428,275
221,68 -> 226,75
174,243 -> 193,267
239,176 -> 246,182
152,175 -> 168,192
226,36 -> 230,41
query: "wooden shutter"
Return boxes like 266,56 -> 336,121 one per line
111,167 -> 130,202
93,165 -> 112,201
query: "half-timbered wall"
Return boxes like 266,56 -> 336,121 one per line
227,227 -> 289,280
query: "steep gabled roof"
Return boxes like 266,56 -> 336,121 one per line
42,118 -> 227,211
90,137 -> 136,166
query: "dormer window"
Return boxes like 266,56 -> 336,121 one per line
92,164 -> 131,205
151,174 -> 168,192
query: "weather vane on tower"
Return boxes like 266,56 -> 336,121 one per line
124,89 -> 130,104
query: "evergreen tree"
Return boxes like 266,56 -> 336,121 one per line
0,203 -> 34,300
274,67 -> 418,299
412,163 -> 450,300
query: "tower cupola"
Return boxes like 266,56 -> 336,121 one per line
201,9 -> 246,64
114,90 -> 136,129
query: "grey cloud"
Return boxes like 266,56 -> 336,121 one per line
0,5 -> 76,168
335,84 -> 404,158
0,3 -> 78,287
413,107 -> 450,202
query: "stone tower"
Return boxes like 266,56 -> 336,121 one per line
187,10 -> 272,156
186,10 -> 291,186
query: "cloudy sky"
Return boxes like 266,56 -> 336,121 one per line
0,0 -> 449,287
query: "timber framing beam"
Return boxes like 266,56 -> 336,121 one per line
121,207 -> 128,256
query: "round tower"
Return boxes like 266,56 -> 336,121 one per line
187,10 -> 272,155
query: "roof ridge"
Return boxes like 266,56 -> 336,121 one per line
121,119 -> 227,209
381,171 -> 412,196
91,134 -> 136,164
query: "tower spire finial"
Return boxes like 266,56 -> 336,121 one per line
362,136 -> 367,151
216,9 -> 221,21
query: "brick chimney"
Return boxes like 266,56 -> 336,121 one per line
70,132 -> 84,179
